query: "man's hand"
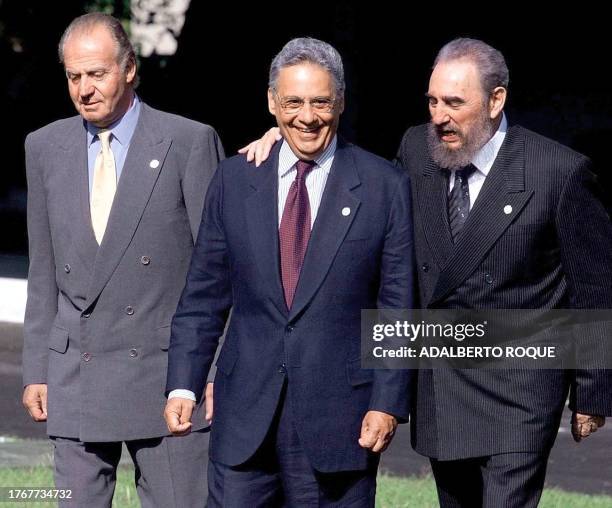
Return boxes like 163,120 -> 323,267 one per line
205,382 -> 214,425
23,384 -> 48,422
571,412 -> 605,442
164,397 -> 195,436
238,127 -> 281,167
358,410 -> 398,453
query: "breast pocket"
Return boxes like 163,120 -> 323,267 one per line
504,222 -> 546,237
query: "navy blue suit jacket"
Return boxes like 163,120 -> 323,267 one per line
167,139 -> 414,472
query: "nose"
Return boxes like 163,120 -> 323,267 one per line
296,101 -> 316,124
78,76 -> 94,98
430,105 -> 450,126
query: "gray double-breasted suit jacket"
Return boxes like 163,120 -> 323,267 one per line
23,102 -> 224,441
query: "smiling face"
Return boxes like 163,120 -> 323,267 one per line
426,58 -> 505,169
268,62 -> 343,161
63,25 -> 135,128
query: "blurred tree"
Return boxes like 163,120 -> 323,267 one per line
85,0 -> 130,19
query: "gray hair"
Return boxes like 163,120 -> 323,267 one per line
58,12 -> 138,86
269,37 -> 345,96
434,38 -> 509,98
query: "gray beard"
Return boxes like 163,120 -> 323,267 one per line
427,114 -> 494,170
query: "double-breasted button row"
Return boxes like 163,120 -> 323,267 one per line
83,307 -> 135,318
83,350 -> 139,361
68,256 -> 150,272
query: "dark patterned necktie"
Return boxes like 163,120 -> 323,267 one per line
448,164 -> 477,242
280,160 -> 316,309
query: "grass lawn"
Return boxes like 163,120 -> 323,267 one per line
0,466 -> 138,507
377,474 -> 612,508
1,467 -> 611,507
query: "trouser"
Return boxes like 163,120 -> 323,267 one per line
207,383 -> 378,507
430,451 -> 550,508
51,429 -> 209,508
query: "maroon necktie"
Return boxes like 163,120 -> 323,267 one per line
279,160 -> 316,309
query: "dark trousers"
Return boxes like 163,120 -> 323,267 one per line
51,430 -> 209,508
430,452 -> 550,508
207,383 -> 378,507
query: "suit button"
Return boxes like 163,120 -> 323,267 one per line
129,348 -> 138,358
485,274 -> 494,284
140,256 -> 151,266
278,363 -> 286,374
82,352 -> 91,362
125,306 -> 134,315
421,263 -> 430,273
285,325 -> 294,333
82,312 -> 91,319
64,264 -> 71,273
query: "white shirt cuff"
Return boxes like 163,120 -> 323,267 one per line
168,389 -> 196,401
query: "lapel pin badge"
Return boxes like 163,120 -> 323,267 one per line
504,205 -> 513,215
149,159 -> 160,169
342,207 -> 351,217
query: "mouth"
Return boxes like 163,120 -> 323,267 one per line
296,126 -> 321,135
438,128 -> 460,143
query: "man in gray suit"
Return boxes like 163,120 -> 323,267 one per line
21,12 -> 223,507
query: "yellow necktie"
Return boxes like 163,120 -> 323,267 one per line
90,129 -> 117,244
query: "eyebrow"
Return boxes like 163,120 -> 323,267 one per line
65,67 -> 108,75
426,93 -> 465,104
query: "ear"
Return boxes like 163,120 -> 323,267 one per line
489,86 -> 507,119
268,89 -> 277,116
125,57 -> 137,84
336,93 -> 345,114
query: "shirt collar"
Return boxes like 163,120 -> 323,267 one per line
86,93 -> 141,147
471,112 -> 508,177
278,135 -> 337,178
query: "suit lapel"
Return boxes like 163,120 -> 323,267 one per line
429,126 -> 534,305
85,104 -> 171,308
288,141 -> 361,321
244,144 -> 288,317
58,118 -> 99,271
416,158 -> 455,269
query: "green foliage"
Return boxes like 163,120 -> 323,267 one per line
85,0 -> 130,20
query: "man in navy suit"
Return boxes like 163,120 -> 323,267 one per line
164,38 -> 414,506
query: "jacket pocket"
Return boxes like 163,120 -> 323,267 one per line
48,326 -> 69,354
215,345 -> 238,376
158,325 -> 171,351
346,358 -> 374,386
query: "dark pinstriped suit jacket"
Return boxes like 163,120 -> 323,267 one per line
397,123 -> 612,460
